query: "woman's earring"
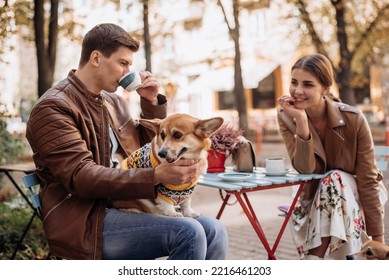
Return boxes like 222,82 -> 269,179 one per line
322,94 -> 326,100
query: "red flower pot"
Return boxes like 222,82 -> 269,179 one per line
207,150 -> 226,173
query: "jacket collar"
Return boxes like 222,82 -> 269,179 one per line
309,99 -> 345,168
67,70 -> 105,103
326,99 -> 346,129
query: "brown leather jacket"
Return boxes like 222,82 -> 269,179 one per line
277,98 -> 383,236
26,70 -> 167,259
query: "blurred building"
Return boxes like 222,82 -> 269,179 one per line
122,0 -> 300,136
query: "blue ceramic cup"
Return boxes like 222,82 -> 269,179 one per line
119,70 -> 141,92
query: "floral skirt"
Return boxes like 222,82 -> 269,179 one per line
290,170 -> 387,260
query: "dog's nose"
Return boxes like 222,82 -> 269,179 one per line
346,255 -> 354,260
158,149 -> 167,158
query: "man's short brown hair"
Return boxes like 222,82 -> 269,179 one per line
79,23 -> 140,67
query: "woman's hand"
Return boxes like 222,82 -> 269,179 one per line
277,95 -> 305,120
278,95 -> 310,141
136,71 -> 159,105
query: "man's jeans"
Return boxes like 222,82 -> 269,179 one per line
102,208 -> 228,260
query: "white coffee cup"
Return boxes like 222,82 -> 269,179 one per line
119,70 -> 142,92
265,157 -> 286,174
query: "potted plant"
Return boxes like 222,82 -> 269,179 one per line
207,124 -> 243,172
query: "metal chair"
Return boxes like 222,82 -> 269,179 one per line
22,173 -> 42,217
374,145 -> 389,172
7,173 -> 43,259
21,173 -> 57,259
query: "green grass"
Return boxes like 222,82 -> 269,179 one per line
0,201 -> 49,259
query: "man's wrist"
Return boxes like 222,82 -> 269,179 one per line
150,98 -> 158,106
142,94 -> 166,106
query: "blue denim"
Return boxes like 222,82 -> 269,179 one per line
101,208 -> 228,260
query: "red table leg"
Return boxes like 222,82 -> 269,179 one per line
270,183 -> 304,256
216,193 -> 231,219
234,192 -> 274,259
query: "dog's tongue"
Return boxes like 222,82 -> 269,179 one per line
165,148 -> 187,164
166,157 -> 176,164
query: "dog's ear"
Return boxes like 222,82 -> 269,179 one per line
139,118 -> 161,134
360,231 -> 370,243
195,117 -> 224,138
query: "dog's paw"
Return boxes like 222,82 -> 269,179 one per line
190,211 -> 202,218
166,211 -> 184,218
182,210 -> 201,218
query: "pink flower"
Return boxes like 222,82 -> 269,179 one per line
354,217 -> 362,231
210,124 -> 243,158
322,175 -> 331,186
333,172 -> 345,188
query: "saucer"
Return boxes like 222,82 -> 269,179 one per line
262,169 -> 291,176
218,173 -> 252,182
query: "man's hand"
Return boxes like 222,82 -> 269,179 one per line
154,159 -> 204,186
136,71 -> 159,104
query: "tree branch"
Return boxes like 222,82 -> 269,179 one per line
217,0 -> 234,35
351,3 -> 389,57
295,0 -> 328,57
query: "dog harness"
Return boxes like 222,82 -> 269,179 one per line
122,143 -> 198,205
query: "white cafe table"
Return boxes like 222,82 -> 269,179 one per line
198,168 -> 324,260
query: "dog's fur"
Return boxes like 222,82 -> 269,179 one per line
347,240 -> 389,260
346,232 -> 389,260
112,113 -> 223,218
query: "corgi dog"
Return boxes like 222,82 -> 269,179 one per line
112,113 -> 223,218
346,240 -> 389,260
346,231 -> 389,260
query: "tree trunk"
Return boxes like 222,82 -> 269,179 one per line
232,0 -> 248,132
34,0 -> 59,97
218,0 -> 248,132
332,0 -> 355,105
142,0 -> 152,72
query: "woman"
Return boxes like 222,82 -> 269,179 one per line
277,53 -> 387,259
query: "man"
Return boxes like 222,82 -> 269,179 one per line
26,23 -> 228,260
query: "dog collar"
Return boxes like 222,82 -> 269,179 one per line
150,145 -> 161,168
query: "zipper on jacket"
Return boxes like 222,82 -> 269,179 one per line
118,124 -> 125,133
43,193 -> 72,222
118,117 -> 134,133
101,105 -> 110,167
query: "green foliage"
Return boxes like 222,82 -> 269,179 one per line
0,202 -> 49,260
0,0 -> 33,58
0,119 -> 26,166
0,3 -> 14,59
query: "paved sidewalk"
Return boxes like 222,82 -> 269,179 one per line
194,141 -> 389,260
193,186 -> 300,260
